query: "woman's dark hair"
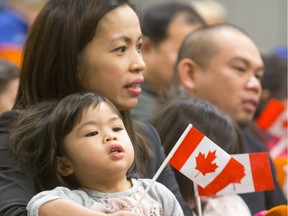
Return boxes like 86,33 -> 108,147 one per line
152,98 -> 243,203
13,0 -> 150,180
10,93 -> 145,190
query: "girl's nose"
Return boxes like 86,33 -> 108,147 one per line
104,135 -> 117,143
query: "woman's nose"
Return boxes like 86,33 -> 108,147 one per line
130,52 -> 146,72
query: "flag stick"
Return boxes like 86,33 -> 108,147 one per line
193,182 -> 202,216
132,124 -> 193,212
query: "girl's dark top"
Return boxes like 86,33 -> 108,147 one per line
0,111 -> 190,216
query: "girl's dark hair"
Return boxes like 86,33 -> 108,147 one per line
12,0 -> 150,182
152,98 -> 243,204
10,93 -> 145,190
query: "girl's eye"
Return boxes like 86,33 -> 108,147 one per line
113,127 -> 123,132
85,131 -> 98,137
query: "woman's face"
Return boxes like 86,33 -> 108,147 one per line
78,4 -> 145,111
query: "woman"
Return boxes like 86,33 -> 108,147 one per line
0,0 -> 189,215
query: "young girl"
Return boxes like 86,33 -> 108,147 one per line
10,92 -> 184,216
152,98 -> 251,216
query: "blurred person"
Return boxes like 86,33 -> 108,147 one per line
189,0 -> 227,25
254,53 -> 287,119
250,52 -> 287,198
168,23 -> 287,214
131,1 -> 206,121
152,98 -> 251,216
0,58 -> 19,113
0,0 -> 47,66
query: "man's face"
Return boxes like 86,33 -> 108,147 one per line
144,12 -> 201,91
192,30 -> 264,126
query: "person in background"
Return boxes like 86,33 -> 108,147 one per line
131,2 -> 206,121
188,0 -> 227,25
0,0 -> 47,66
168,23 -> 287,214
249,52 -> 287,198
0,58 -> 19,113
10,92 -> 184,216
254,52 -> 287,119
152,98 -> 251,216
0,0 -> 189,215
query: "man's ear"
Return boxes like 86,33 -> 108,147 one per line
56,156 -> 74,176
177,58 -> 197,91
141,36 -> 155,56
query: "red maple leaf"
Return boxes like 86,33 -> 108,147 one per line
195,150 -> 218,177
231,161 -> 246,190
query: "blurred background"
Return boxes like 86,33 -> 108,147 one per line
134,0 -> 287,53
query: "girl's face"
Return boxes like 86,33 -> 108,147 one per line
59,102 -> 134,191
78,4 -> 145,111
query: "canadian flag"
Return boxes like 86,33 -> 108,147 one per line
168,124 -> 245,193
256,98 -> 287,137
198,152 -> 275,195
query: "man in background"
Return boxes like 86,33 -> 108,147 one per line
169,23 -> 287,214
132,2 -> 206,121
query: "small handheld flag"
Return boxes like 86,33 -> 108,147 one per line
198,152 -> 275,195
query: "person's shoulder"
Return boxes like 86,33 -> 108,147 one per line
135,120 -> 156,134
0,110 -> 19,133
134,120 -> 161,147
241,128 -> 268,152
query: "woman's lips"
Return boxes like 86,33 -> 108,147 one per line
125,78 -> 144,96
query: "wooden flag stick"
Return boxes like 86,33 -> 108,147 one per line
131,124 -> 193,212
193,181 -> 203,216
